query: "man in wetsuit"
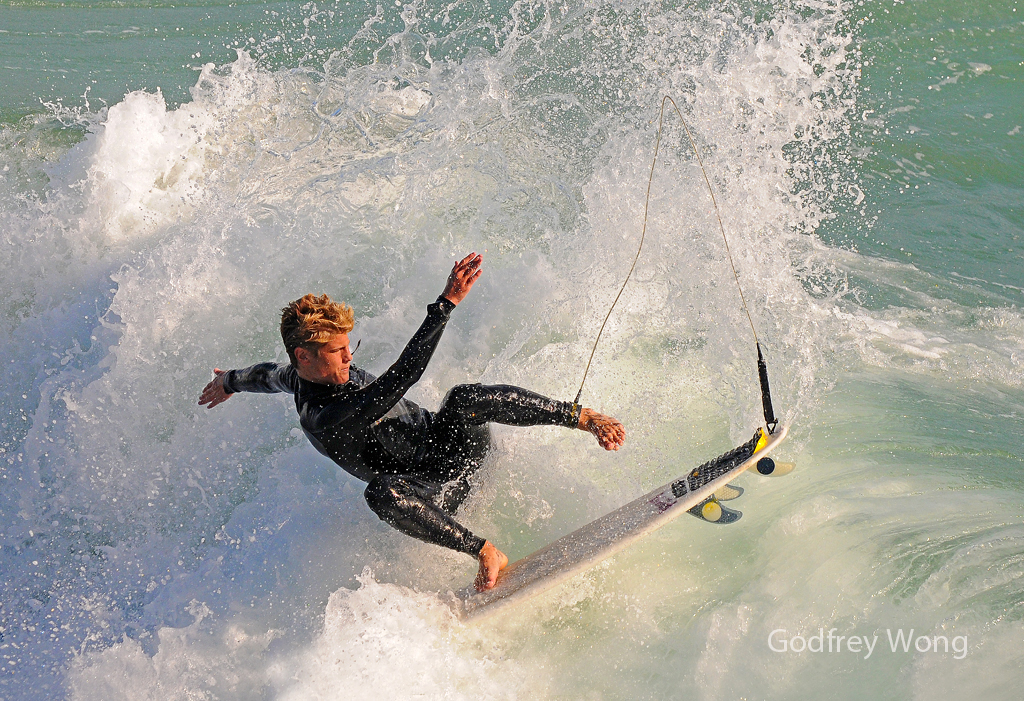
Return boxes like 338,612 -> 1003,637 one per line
198,253 -> 625,590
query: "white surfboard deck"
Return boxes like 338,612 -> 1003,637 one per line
453,424 -> 788,622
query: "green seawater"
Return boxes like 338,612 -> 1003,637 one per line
832,0 -> 1024,308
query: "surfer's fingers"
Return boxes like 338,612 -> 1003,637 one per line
199,391 -> 218,407
451,256 -> 476,280
199,376 -> 232,408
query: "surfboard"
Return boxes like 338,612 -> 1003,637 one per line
453,424 -> 789,621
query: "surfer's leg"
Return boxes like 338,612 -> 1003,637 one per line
418,384 -> 622,512
435,383 -> 624,451
363,475 -> 486,556
364,475 -> 507,590
435,383 -> 581,429
414,421 -> 489,515
416,383 -> 576,514
420,383 -> 580,508
414,391 -> 498,514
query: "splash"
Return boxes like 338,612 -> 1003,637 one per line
69,570 -> 539,701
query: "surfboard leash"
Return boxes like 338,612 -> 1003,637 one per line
572,96 -> 667,407
574,96 -> 779,435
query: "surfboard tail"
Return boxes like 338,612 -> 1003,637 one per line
455,425 -> 789,622
671,428 -> 762,499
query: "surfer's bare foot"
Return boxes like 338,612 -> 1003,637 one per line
474,541 -> 508,591
579,408 -> 625,451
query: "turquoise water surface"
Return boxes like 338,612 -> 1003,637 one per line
1,0 -> 1022,699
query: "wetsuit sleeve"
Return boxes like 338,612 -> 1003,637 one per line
302,296 -> 456,433
222,362 -> 300,395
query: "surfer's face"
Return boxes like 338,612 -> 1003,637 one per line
295,332 -> 353,385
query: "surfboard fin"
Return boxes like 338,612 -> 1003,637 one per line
714,484 -> 743,501
688,497 -> 742,524
764,460 -> 796,477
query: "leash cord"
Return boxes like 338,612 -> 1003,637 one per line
575,96 -> 761,404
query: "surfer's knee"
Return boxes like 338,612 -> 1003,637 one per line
364,475 -> 403,519
441,383 -> 484,414
438,475 -> 473,516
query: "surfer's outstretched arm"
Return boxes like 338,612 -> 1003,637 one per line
199,363 -> 299,408
198,369 -> 232,408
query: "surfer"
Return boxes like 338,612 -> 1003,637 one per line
198,253 -> 625,591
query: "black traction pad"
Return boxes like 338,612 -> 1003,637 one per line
671,428 -> 762,499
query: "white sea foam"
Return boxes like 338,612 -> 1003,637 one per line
81,90 -> 214,241
69,571 -> 540,701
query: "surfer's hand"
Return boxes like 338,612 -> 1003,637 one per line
442,252 -> 483,306
579,408 -> 625,451
475,541 -> 508,591
198,369 -> 232,409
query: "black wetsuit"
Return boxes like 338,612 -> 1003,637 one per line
222,296 -> 581,556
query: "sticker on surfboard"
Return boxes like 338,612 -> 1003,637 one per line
452,424 -> 789,621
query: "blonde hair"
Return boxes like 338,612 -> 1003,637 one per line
280,293 -> 354,365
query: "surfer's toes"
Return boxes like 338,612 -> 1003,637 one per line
595,420 -> 625,451
475,542 -> 508,591
474,566 -> 500,591
580,409 -> 625,450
